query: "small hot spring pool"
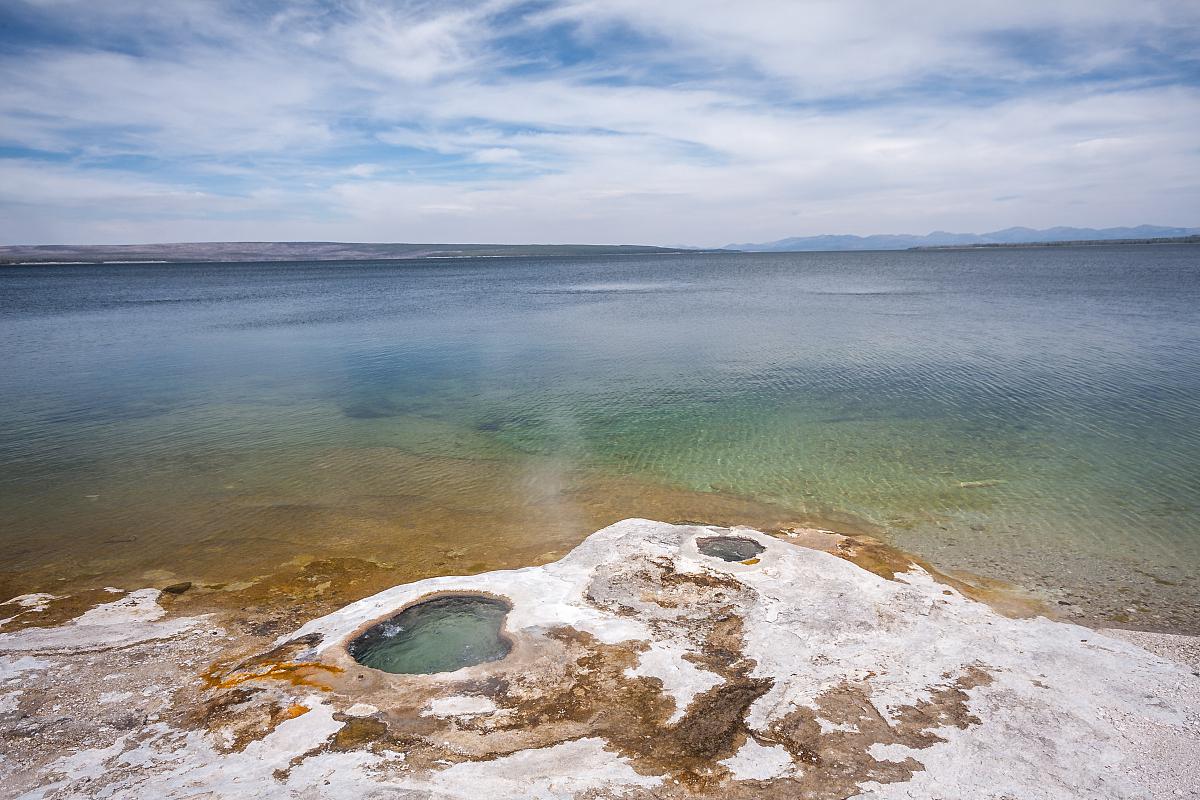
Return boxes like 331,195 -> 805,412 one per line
347,595 -> 512,675
696,535 -> 765,562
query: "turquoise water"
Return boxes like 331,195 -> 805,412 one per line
348,595 -> 512,675
0,246 -> 1197,629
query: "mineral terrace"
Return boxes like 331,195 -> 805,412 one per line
1,519 -> 1198,798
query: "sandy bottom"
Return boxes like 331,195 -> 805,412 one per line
4,440 -> 1197,636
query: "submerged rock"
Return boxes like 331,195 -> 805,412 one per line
1,519 -> 1197,798
958,479 -> 1005,489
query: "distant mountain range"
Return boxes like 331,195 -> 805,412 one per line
728,225 -> 1200,252
0,241 -> 712,265
5,228 -> 1197,264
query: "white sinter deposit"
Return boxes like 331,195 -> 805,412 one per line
1,519 -> 1197,799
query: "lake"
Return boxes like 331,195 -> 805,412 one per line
2,245 -> 1197,630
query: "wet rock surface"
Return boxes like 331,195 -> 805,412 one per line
0,519 -> 1198,799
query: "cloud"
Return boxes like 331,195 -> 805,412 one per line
471,147 -> 522,164
0,0 -> 1197,245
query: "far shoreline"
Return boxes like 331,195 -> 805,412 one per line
4,235 -> 1199,265
910,235 -> 1200,251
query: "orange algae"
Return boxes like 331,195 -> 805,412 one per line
830,534 -> 1045,619
282,704 -> 310,720
203,661 -> 343,692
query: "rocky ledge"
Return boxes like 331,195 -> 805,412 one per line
2,519 -> 1198,798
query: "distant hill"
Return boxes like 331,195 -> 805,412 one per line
728,225 -> 1200,252
0,241 -> 715,265
914,234 -> 1200,250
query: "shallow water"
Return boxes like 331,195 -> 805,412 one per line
348,595 -> 512,675
697,536 -> 766,562
1,246 -> 1198,629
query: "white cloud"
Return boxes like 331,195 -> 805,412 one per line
0,0 -> 1197,245
471,147 -> 522,164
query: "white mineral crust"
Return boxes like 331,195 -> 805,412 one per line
1,519 -> 1196,799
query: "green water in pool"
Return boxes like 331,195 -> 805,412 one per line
348,596 -> 512,675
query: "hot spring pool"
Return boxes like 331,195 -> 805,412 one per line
347,595 -> 512,675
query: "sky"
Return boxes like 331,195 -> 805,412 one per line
1,1 -> 1198,247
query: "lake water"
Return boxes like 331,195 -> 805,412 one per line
1,246 -> 1198,630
